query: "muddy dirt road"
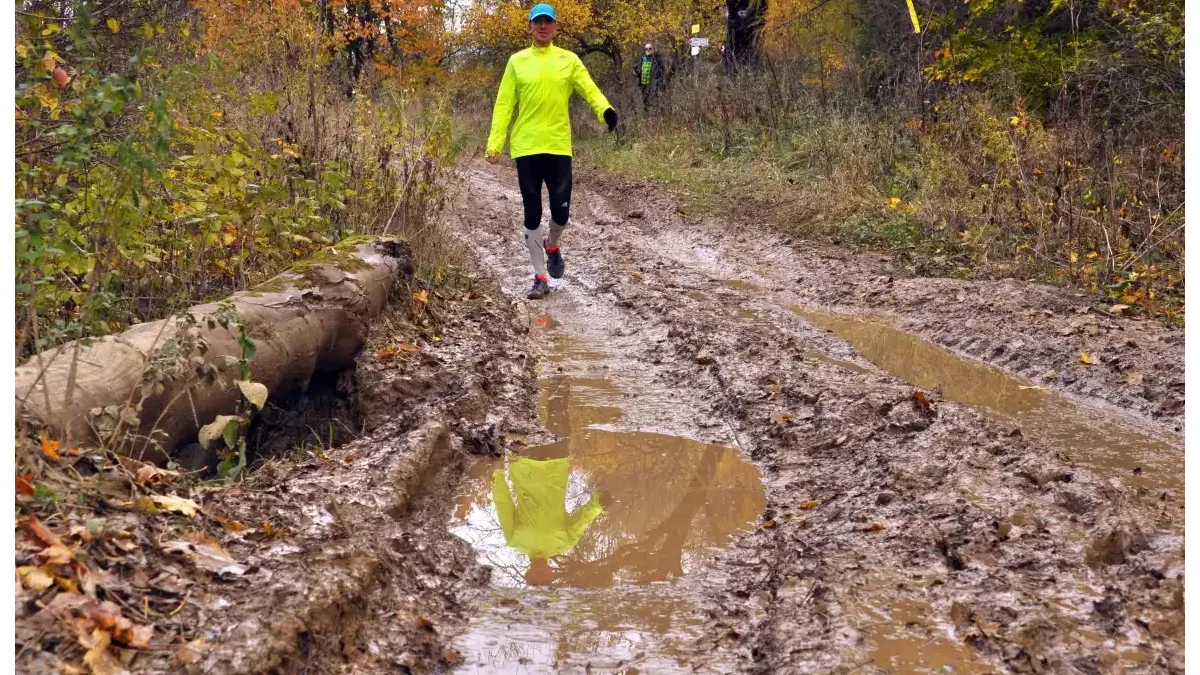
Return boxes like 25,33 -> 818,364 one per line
56,160 -> 1180,675
434,160 -> 1183,674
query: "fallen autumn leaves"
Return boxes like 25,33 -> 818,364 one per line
18,514 -> 157,674
15,444 -> 242,674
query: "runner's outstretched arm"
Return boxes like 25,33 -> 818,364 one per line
487,58 -> 518,157
564,493 -> 605,550
569,55 -> 614,124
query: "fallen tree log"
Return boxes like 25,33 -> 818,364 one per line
15,238 -> 413,464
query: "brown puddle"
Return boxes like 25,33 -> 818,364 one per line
719,278 -> 757,292
453,377 -> 765,588
791,306 -> 1183,494
449,316 -> 766,672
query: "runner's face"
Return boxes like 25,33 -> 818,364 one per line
529,17 -> 558,46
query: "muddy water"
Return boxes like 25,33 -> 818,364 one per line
719,279 -> 757,292
448,317 -> 766,673
791,306 -> 1184,494
848,576 -> 996,675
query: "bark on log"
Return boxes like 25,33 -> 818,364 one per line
14,238 -> 413,463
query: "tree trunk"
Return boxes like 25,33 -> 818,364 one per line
14,239 -> 413,464
726,0 -> 765,67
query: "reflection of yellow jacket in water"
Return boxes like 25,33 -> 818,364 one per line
491,456 -> 604,560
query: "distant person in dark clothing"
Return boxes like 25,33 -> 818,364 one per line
634,43 -> 666,110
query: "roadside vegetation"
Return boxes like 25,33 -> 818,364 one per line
16,0 -> 457,362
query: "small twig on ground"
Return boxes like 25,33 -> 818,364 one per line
721,415 -> 747,455
326,495 -> 352,538
166,589 -> 192,617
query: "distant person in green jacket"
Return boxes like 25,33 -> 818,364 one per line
486,3 -> 619,300
634,43 -> 666,110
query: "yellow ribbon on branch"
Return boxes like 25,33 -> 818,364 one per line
906,0 -> 921,32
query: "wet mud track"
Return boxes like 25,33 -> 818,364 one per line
438,161 -> 1184,674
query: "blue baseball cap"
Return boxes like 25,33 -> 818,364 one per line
528,3 -> 557,21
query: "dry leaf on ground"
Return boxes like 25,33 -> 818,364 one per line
38,544 -> 75,566
135,465 -> 179,486
174,637 -> 209,665
376,343 -> 419,360
40,432 -> 61,460
16,474 -> 35,495
162,539 -> 247,576
81,627 -> 129,675
16,565 -> 55,590
150,496 -> 200,517
24,515 -> 64,548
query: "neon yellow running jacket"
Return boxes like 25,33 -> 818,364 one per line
487,43 -> 613,159
491,456 -> 605,560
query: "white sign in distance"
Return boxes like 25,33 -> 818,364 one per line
688,37 -> 710,47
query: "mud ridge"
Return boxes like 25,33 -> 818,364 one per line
189,420 -> 453,674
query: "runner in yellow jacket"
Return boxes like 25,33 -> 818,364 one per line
486,3 -> 619,300
491,455 -> 609,586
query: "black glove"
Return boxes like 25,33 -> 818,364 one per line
603,108 -> 618,132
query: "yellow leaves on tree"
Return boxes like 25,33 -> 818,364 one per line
329,0 -> 449,74
459,0 -> 703,68
761,0 -> 857,74
195,0 -> 449,86
194,0 -> 316,64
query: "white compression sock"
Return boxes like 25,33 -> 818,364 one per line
524,225 -> 547,278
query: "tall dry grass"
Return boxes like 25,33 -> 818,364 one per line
572,58 -> 1182,318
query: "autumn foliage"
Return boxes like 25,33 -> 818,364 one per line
458,0 -> 724,69
562,0 -> 1183,317
16,0 -> 453,362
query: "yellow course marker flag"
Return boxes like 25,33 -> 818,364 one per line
906,0 -> 921,32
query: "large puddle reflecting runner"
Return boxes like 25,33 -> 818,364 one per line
453,374 -> 765,588
448,320 -> 765,673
